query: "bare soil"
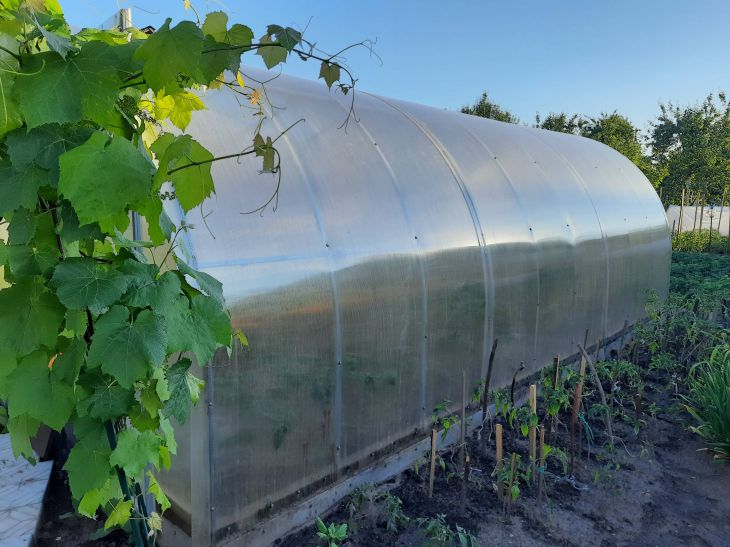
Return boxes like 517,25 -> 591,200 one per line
278,360 -> 730,547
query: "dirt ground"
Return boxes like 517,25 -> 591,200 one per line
278,362 -> 730,547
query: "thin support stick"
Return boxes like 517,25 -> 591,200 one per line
495,423 -> 503,501
481,338 -> 499,432
594,336 -> 601,363
569,352 -> 588,474
538,426 -> 546,503
578,344 -> 614,445
529,384 -> 537,481
428,429 -> 437,499
460,369 -> 467,475
679,187 -> 685,233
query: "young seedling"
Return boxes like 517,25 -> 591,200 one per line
315,517 -> 348,547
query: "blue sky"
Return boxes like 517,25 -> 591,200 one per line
60,0 -> 730,131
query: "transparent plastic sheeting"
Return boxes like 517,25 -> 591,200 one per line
159,68 -> 670,545
666,205 -> 730,234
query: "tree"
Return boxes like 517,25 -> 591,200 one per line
579,112 -> 665,188
461,90 -> 519,123
535,112 -> 582,134
649,93 -> 730,204
580,112 -> 643,164
0,0 -> 359,544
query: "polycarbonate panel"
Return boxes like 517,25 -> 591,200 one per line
161,68 -> 670,544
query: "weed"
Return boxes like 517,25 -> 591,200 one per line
685,344 -> 730,458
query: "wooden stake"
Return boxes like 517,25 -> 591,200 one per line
569,352 -> 588,474
578,344 -> 614,445
428,429 -> 437,499
529,384 -> 537,479
481,338 -> 499,428
495,423 -> 503,500
538,426 -> 546,503
678,187 -> 685,234
594,336 -> 601,362
460,369 -> 467,475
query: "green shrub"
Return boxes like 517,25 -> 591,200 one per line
672,229 -> 730,254
685,345 -> 730,459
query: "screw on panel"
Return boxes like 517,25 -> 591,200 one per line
325,243 -> 330,248
414,235 -> 418,240
337,361 -> 342,366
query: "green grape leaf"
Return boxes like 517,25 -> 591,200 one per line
0,34 -> 24,137
120,261 -> 182,309
109,428 -> 162,479
162,358 -> 204,424
201,11 -> 229,41
319,61 -> 340,89
51,257 -> 130,314
159,416 -> 177,454
256,34 -> 287,68
58,131 -> 153,233
161,293 -> 230,365
266,24 -> 302,52
169,140 -> 214,212
147,470 -> 171,512
200,12 -> 252,79
0,346 -> 17,397
57,202 -> 104,244
138,195 -> 175,246
8,208 -> 37,245
87,306 -> 167,388
0,165 -> 51,216
104,499 -> 133,530
64,433 -> 113,500
53,337 -> 85,383
175,257 -> 225,306
149,133 -> 214,212
7,414 -> 40,461
79,384 -> 135,421
5,243 -> 60,277
0,277 -> 64,356
5,123 -> 94,174
134,19 -> 205,93
159,90 -> 205,131
78,477 -> 122,518
6,350 -> 75,431
14,42 -> 122,128
253,133 -> 276,172
140,384 -> 163,417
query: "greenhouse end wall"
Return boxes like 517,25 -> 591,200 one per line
159,68 -> 670,545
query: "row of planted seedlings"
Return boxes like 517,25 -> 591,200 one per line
312,327 -> 656,546
420,326 -> 652,524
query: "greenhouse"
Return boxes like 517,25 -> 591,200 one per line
158,69 -> 670,545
